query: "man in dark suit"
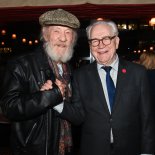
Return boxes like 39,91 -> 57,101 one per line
43,20 -> 155,155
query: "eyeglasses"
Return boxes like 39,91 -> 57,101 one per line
88,35 -> 116,47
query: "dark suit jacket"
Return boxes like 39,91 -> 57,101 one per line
147,69 -> 155,108
61,58 -> 155,155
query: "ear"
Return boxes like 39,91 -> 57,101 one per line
115,36 -> 120,49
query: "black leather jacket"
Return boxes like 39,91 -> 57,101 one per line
0,47 -> 64,155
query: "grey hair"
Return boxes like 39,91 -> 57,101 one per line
39,26 -> 78,47
86,20 -> 119,39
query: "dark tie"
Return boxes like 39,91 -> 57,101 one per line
102,66 -> 116,110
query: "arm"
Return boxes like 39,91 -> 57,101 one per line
140,68 -> 155,153
0,61 -> 63,121
42,74 -> 85,125
60,73 -> 85,126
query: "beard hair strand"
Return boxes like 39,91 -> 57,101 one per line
44,42 -> 74,63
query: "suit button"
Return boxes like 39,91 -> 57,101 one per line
110,118 -> 112,122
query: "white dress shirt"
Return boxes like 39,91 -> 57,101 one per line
97,54 -> 118,144
97,54 -> 118,113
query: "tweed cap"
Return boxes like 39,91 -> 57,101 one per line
39,9 -> 80,29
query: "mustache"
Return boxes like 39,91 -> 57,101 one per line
43,42 -> 74,63
54,43 -> 66,47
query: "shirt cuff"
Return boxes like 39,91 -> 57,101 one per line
53,102 -> 64,113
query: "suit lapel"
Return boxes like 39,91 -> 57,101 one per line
89,62 -> 110,114
112,58 -> 128,113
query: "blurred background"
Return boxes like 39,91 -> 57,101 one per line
1,0 -> 155,154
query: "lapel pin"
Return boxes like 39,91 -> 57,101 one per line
122,68 -> 126,73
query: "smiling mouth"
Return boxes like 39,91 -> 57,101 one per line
98,50 -> 108,54
56,44 -> 66,48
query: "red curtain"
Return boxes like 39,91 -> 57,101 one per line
0,3 -> 155,23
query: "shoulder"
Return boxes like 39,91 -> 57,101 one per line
72,62 -> 97,82
119,58 -> 146,72
7,47 -> 44,68
74,62 -> 95,74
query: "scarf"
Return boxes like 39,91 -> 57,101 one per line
48,58 -> 72,155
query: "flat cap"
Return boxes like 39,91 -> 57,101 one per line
39,9 -> 80,29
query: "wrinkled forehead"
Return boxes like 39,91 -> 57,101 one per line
90,24 -> 114,38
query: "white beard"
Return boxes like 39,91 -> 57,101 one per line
44,42 -> 74,63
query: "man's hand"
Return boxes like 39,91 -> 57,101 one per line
55,79 -> 66,98
40,79 -> 66,98
40,80 -> 53,91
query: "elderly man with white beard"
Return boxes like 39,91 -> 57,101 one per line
0,9 -> 80,155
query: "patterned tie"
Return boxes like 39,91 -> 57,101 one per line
102,66 -> 116,110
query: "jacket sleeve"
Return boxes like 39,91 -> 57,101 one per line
0,60 -> 63,121
140,67 -> 155,153
60,71 -> 85,126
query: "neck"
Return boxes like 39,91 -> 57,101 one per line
103,54 -> 117,66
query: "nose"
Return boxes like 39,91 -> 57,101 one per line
59,32 -> 67,42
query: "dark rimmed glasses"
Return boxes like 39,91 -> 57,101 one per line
88,35 -> 116,47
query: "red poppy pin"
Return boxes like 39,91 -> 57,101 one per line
122,68 -> 126,73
